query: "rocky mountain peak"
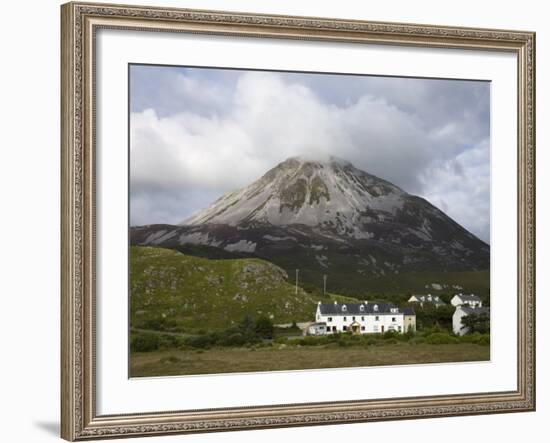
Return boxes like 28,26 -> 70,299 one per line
182,156 -> 406,235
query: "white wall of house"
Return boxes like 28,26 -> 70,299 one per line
315,305 -> 405,334
453,307 -> 469,335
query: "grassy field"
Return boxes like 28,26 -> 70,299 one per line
130,343 -> 490,377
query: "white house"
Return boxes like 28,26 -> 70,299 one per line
408,294 -> 445,307
450,293 -> 483,308
310,301 -> 415,335
452,306 -> 490,335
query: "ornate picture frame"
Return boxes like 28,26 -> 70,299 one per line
61,1 -> 535,440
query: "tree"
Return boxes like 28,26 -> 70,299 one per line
461,313 -> 490,334
254,315 -> 274,339
238,314 -> 255,334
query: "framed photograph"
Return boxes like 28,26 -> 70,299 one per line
61,1 -> 536,440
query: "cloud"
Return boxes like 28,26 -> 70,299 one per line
130,66 -> 490,242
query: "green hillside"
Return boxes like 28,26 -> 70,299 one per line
130,246 -> 320,332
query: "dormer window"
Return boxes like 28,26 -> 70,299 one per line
341,305 -> 347,312
373,305 -> 379,312
360,305 -> 365,311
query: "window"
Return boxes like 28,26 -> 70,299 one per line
343,326 -> 347,331
392,317 -> 396,322
343,316 -> 347,321
328,317 -> 332,322
342,305 -> 347,312
361,316 -> 365,321
332,326 -> 336,332
352,316 -> 356,321
375,316 -> 379,321
361,326 -> 365,331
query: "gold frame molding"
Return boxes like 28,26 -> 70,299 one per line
61,2 -> 536,441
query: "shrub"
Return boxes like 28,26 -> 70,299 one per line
131,332 -> 160,352
254,315 -> 274,339
425,332 -> 459,345
409,336 -> 426,345
477,335 -> 490,346
158,334 -> 180,350
274,336 -> 288,344
184,334 -> 214,349
383,330 -> 400,340
220,332 -> 248,347
301,336 -> 326,346
459,332 -> 483,343
460,313 -> 490,334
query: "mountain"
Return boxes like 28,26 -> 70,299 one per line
131,156 -> 489,295
184,156 -> 406,239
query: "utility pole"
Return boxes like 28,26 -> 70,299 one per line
295,269 -> 299,294
323,274 -> 327,295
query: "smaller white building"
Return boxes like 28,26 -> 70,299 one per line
305,322 -> 327,336
452,306 -> 490,335
408,294 -> 445,307
450,293 -> 483,308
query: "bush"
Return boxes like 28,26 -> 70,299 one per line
477,335 -> 490,346
254,315 -> 274,339
459,332 -> 482,343
363,337 -> 379,346
184,334 -> 214,349
409,336 -> 426,345
457,332 -> 490,345
425,332 -> 459,345
157,334 -> 180,350
220,332 -> 248,347
383,330 -> 400,340
273,336 -> 289,344
131,332 -> 160,352
301,336 -> 327,346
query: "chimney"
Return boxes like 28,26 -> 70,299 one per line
334,301 -> 338,305
364,300 -> 368,305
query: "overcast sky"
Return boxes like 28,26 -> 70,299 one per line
130,64 -> 490,243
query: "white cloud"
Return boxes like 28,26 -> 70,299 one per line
130,70 -> 490,242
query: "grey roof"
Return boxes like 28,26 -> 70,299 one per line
319,302 -> 404,316
403,307 -> 416,315
454,294 -> 482,302
457,306 -> 490,315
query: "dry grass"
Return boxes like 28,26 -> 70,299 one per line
130,343 -> 490,377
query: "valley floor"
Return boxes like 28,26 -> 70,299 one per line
130,343 -> 490,377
